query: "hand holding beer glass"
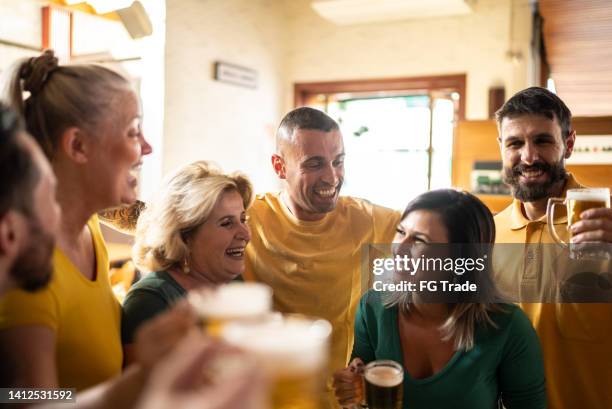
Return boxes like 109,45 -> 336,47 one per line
334,358 -> 404,409
547,188 -> 611,259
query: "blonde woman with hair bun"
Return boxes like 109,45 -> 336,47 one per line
0,49 -> 152,390
122,160 -> 253,363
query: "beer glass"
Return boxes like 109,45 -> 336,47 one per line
363,360 -> 404,409
547,188 -> 611,259
188,282 -> 272,336
221,315 -> 332,409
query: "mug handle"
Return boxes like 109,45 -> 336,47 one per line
547,197 -> 568,247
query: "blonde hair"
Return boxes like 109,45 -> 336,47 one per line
133,161 -> 253,273
1,49 -> 131,158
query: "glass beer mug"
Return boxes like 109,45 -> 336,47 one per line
188,282 -> 272,336
221,315 -> 332,409
362,360 -> 404,409
547,188 -> 611,259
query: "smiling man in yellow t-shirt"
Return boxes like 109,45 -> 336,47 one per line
244,107 -> 400,408
492,87 -> 612,409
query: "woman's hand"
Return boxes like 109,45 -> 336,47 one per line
333,358 -> 365,407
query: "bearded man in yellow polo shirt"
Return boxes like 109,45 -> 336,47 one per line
244,107 -> 400,407
492,87 -> 612,409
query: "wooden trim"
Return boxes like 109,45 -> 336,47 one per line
539,43 -> 550,88
69,11 -> 74,58
573,116 -> 612,134
488,87 -> 505,119
41,5 -> 73,61
42,6 -> 51,49
294,74 -> 467,120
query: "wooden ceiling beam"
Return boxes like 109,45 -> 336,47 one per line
540,0 -> 612,115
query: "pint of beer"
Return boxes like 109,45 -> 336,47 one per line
547,188 -> 610,258
363,360 -> 404,409
222,315 -> 332,409
188,282 -> 272,336
567,189 -> 611,227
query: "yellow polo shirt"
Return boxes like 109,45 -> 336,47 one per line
244,192 -> 400,408
0,215 -> 123,390
493,174 -> 612,409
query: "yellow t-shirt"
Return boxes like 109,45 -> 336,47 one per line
0,215 -> 123,390
493,174 -> 612,409
244,193 -> 400,407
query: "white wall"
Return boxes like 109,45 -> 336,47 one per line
0,0 -> 165,202
2,0 -> 535,195
164,0 -> 287,193
0,0 -> 42,75
163,0 -> 533,194
284,0 -> 533,120
0,0 -> 164,247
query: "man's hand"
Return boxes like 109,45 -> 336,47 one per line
570,207 -> 612,243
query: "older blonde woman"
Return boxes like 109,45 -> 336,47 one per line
122,160 -> 252,362
333,189 -> 546,409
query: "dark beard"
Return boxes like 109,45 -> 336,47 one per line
503,160 -> 568,202
9,219 -> 54,292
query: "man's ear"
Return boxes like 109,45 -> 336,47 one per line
564,129 -> 576,159
0,211 -> 26,260
271,154 -> 286,179
59,127 -> 91,164
497,136 -> 503,153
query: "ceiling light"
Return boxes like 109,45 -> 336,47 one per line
311,0 -> 475,26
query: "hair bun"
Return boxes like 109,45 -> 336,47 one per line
20,49 -> 59,96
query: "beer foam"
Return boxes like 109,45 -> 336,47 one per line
365,366 -> 403,388
566,188 -> 610,203
188,282 -> 272,319
222,317 -> 332,376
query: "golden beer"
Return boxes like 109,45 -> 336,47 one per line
564,189 -> 610,229
222,316 -> 332,409
568,199 -> 609,231
271,367 -> 327,409
364,360 -> 404,409
188,282 -> 272,336
548,188 -> 611,259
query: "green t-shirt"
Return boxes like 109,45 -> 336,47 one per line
121,270 -> 186,344
352,290 -> 546,409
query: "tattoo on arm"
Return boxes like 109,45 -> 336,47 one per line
98,200 -> 146,234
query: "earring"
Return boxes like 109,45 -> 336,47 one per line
182,257 -> 190,274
